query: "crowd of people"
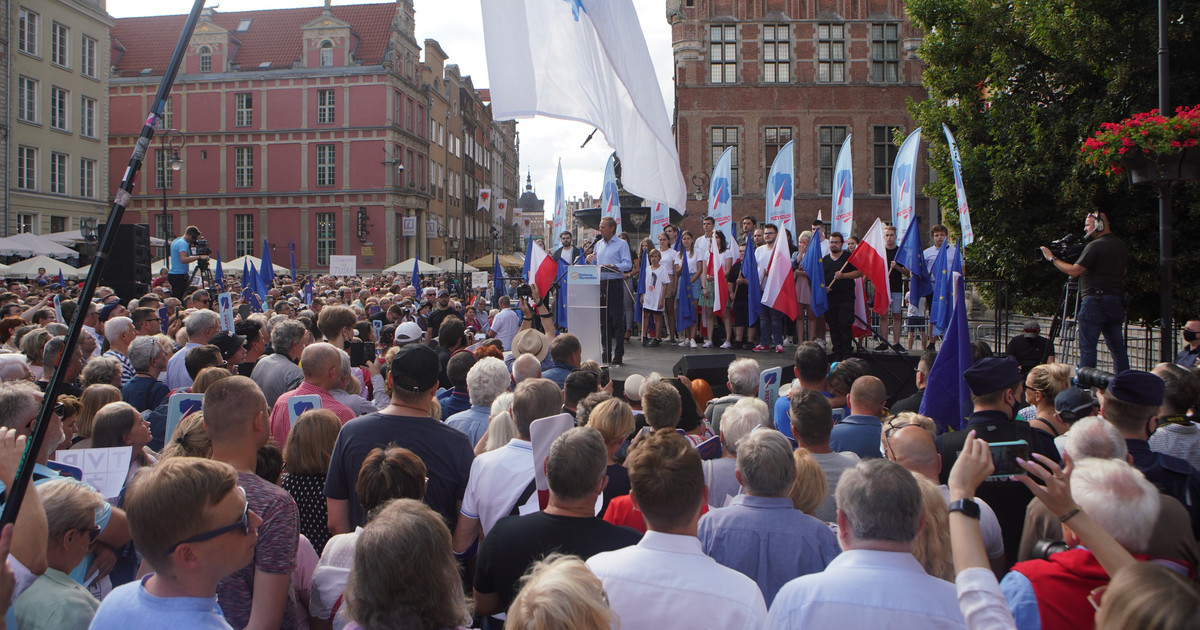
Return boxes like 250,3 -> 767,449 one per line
0,212 -> 1193,630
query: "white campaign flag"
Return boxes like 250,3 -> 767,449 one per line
482,0 -> 687,211
477,189 -> 493,214
891,129 -> 922,239
600,154 -> 622,235
831,134 -> 853,238
943,124 -> 974,247
765,140 -> 796,242
552,159 -> 566,238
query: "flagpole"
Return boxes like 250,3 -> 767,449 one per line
0,0 -> 207,529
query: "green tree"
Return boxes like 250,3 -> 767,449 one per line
906,0 -> 1200,324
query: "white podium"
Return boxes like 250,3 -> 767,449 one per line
566,265 -> 603,365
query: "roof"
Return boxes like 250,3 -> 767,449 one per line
112,3 -> 399,76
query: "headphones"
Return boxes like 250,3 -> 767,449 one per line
1088,212 -> 1105,234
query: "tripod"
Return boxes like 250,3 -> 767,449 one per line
189,260 -> 215,289
1045,278 -> 1080,365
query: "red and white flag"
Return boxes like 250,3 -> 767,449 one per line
845,218 -> 891,315
528,239 -> 558,300
760,233 -> 798,320
709,247 -> 730,317
477,189 -> 492,213
852,278 -> 871,338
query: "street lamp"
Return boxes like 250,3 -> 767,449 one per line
691,171 -> 709,202
158,129 -> 185,256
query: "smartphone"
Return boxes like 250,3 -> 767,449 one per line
348,341 -> 374,368
600,366 -> 611,387
986,440 -> 1030,481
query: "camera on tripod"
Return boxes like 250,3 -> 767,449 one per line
1043,234 -> 1086,264
1075,366 -> 1114,390
192,237 -> 211,270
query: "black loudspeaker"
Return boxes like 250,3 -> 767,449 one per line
673,353 -> 736,396
845,351 -> 921,406
99,223 -> 151,303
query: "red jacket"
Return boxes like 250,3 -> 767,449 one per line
1011,548 -> 1110,630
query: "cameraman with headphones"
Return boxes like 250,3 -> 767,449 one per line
168,225 -> 210,299
1040,211 -> 1129,373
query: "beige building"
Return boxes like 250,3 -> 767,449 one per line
9,0 -> 113,237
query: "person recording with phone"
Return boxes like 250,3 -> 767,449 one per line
1040,212 -> 1129,374
168,225 -> 209,300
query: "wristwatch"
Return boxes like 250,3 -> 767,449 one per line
948,498 -> 981,519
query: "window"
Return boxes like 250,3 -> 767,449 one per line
320,41 -> 333,67
198,46 -> 211,73
871,23 -> 900,82
51,22 -> 68,67
16,214 -> 36,235
818,126 -> 849,195
317,89 -> 335,124
17,147 -> 37,190
79,158 -> 96,198
155,149 -> 174,189
235,19 -> 252,32
235,215 -> 255,257
873,125 -> 902,195
50,216 -> 68,234
50,153 -> 68,194
316,144 -> 336,186
316,213 -> 336,265
762,24 -> 790,83
50,87 -> 69,131
161,98 -> 173,129
710,126 -> 740,195
764,127 -> 793,167
155,215 -> 175,245
407,97 -> 415,131
709,25 -> 737,84
81,36 -> 97,78
818,24 -> 846,83
235,147 -> 253,188
235,93 -> 253,127
17,77 -> 38,123
18,9 -> 38,56
81,97 -> 96,138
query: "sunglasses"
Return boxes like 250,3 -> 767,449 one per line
165,487 -> 250,554
80,526 -> 101,543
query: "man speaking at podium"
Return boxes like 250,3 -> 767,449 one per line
587,216 -> 632,365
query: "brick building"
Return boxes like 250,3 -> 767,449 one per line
669,0 -> 935,239
109,0 -> 517,274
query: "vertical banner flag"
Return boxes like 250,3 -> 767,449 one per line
410,257 -> 420,290
494,198 -> 509,230
766,140 -> 795,243
709,147 -> 735,245
844,219 -> 891,315
552,159 -> 566,238
477,189 -> 492,213
481,0 -> 687,211
831,134 -> 854,238
942,124 -> 974,247
802,228 -> 829,318
919,272 -> 973,433
891,128 -> 922,239
288,240 -> 296,283
600,154 -> 622,235
896,216 -> 932,304
649,201 -> 669,241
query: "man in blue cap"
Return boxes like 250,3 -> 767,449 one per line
936,355 -> 1060,568
1099,369 -> 1200,539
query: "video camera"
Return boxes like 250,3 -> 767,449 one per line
1075,366 -> 1114,391
515,284 -> 534,299
1044,233 -> 1086,264
192,237 -> 211,270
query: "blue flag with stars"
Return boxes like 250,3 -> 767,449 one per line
930,240 -> 962,336
920,272 -> 973,433
896,217 -> 931,303
634,248 -> 648,325
676,250 -> 697,333
742,238 -> 763,327
260,240 -> 274,293
802,228 -> 828,318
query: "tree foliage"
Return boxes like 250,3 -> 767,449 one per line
906,0 -> 1200,323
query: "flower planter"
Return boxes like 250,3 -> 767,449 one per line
1121,148 -> 1200,184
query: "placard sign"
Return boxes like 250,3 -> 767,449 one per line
164,393 -> 205,447
759,366 -> 782,417
287,395 -> 323,427
218,292 -> 235,331
471,271 -> 488,288
329,255 -> 357,277
372,319 -> 383,341
401,216 -> 417,237
53,446 -> 133,499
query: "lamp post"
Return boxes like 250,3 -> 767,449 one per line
382,152 -> 405,261
158,129 -> 185,258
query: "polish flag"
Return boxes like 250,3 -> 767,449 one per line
760,233 -> 798,320
852,278 -> 871,337
709,247 -> 730,317
528,239 -> 558,300
846,218 -> 891,315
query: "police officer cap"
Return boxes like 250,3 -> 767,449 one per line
1105,370 -> 1165,407
963,356 -> 1022,396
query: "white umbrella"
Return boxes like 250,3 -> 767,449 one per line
3,256 -> 83,279
383,258 -> 443,274
434,258 -> 480,273
223,255 -> 289,276
0,233 -> 80,259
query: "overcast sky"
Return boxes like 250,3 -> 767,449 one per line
105,0 -> 675,207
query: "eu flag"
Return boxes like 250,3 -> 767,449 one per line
675,251 -> 697,332
930,241 -> 962,336
742,239 -> 762,327
802,229 -> 828,317
260,240 -> 274,292
410,256 -> 420,290
492,255 -> 504,310
634,248 -> 648,325
920,272 -> 972,433
896,217 -> 931,303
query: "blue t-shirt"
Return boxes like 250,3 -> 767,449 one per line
169,238 -> 190,274
89,575 -> 232,629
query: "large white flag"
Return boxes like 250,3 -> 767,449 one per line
891,128 -> 922,239
600,154 -> 622,235
552,160 -> 566,238
482,0 -> 687,211
831,135 -> 854,238
708,147 -> 734,245
942,124 -> 974,247
765,140 -> 795,242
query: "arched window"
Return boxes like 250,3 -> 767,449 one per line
198,46 -> 212,72
319,40 -> 333,67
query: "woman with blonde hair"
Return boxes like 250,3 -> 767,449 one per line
506,554 -> 614,630
190,366 -> 233,394
20,328 -> 50,379
71,384 -> 123,449
1096,561 -> 1200,630
158,411 -> 210,460
787,448 -> 829,518
586,398 -> 636,514
282,408 -> 342,554
912,474 -> 953,581
1025,363 -> 1073,437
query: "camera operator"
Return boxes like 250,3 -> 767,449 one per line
1040,211 -> 1129,373
168,225 -> 209,299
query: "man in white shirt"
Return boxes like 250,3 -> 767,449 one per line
165,309 -> 220,390
587,429 -> 767,629
490,296 -> 520,351
767,458 -> 966,629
